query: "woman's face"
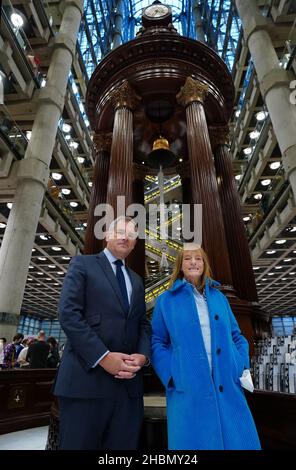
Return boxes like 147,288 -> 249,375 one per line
181,250 -> 204,284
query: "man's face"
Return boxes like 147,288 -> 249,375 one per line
106,219 -> 137,259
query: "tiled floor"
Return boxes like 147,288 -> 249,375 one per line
0,426 -> 48,450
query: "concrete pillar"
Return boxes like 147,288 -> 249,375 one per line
193,0 -> 206,43
112,0 -> 124,49
0,0 -> 83,339
236,0 -> 296,200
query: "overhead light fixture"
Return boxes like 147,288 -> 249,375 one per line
83,223 -> 87,227
282,278 -> 288,281
70,141 -> 79,149
289,272 -> 295,275
7,203 -> 13,209
37,272 -> 44,276
62,123 -> 71,133
77,157 -> 85,164
275,266 -> 282,269
26,131 -> 32,140
142,161 -> 145,165
249,130 -> 260,140
235,110 -> 240,117
52,246 -> 62,251
235,175 -> 242,181
261,179 -> 271,186
253,267 -> 260,270
267,250 -> 276,254
58,271 -> 64,275
61,188 -> 71,195
70,201 -> 78,207
243,147 -> 252,156
179,158 -> 183,162
11,12 -> 24,28
52,172 -> 62,181
48,265 -> 56,268
65,134 -> 71,140
284,258 -> 292,262
88,182 -> 93,187
275,239 -> 286,244
0,222 -> 6,228
29,266 -> 34,269
62,256 -> 70,260
243,216 -> 251,222
288,227 -> 296,232
72,82 -> 78,94
38,257 -> 46,261
40,235 -> 49,240
256,111 -> 268,121
268,273 -> 274,276
32,248 -> 36,252
254,193 -> 263,200
269,162 -> 281,170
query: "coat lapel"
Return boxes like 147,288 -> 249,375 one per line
96,252 -> 127,315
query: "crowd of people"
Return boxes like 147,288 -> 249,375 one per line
0,330 -> 61,369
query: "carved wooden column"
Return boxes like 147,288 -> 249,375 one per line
107,81 -> 141,216
177,77 -> 232,285
211,126 -> 270,340
211,126 -> 258,302
84,132 -> 112,254
127,163 -> 146,279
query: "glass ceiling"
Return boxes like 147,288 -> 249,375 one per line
79,1 -> 241,78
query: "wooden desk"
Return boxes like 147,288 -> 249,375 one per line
0,369 -> 56,435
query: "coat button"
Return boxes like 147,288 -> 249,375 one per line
219,385 -> 224,392
215,314 -> 219,320
216,348 -> 221,355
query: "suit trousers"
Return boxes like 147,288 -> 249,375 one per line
58,383 -> 144,450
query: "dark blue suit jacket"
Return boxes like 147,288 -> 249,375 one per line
54,252 -> 151,399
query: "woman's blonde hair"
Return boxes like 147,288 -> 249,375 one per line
169,247 -> 212,292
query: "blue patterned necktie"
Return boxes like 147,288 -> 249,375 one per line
114,259 -> 129,315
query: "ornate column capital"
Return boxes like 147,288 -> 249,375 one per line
93,132 -> 112,153
176,77 -> 209,107
110,80 -> 141,111
209,125 -> 230,151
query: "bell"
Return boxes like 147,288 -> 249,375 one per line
147,136 -> 176,169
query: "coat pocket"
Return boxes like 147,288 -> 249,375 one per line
170,347 -> 185,392
232,345 -> 243,382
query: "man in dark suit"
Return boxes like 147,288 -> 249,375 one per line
54,216 -> 151,450
27,330 -> 50,368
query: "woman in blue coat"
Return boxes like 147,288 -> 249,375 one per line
151,245 -> 261,450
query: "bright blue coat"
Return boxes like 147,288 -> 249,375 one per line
151,278 -> 261,450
